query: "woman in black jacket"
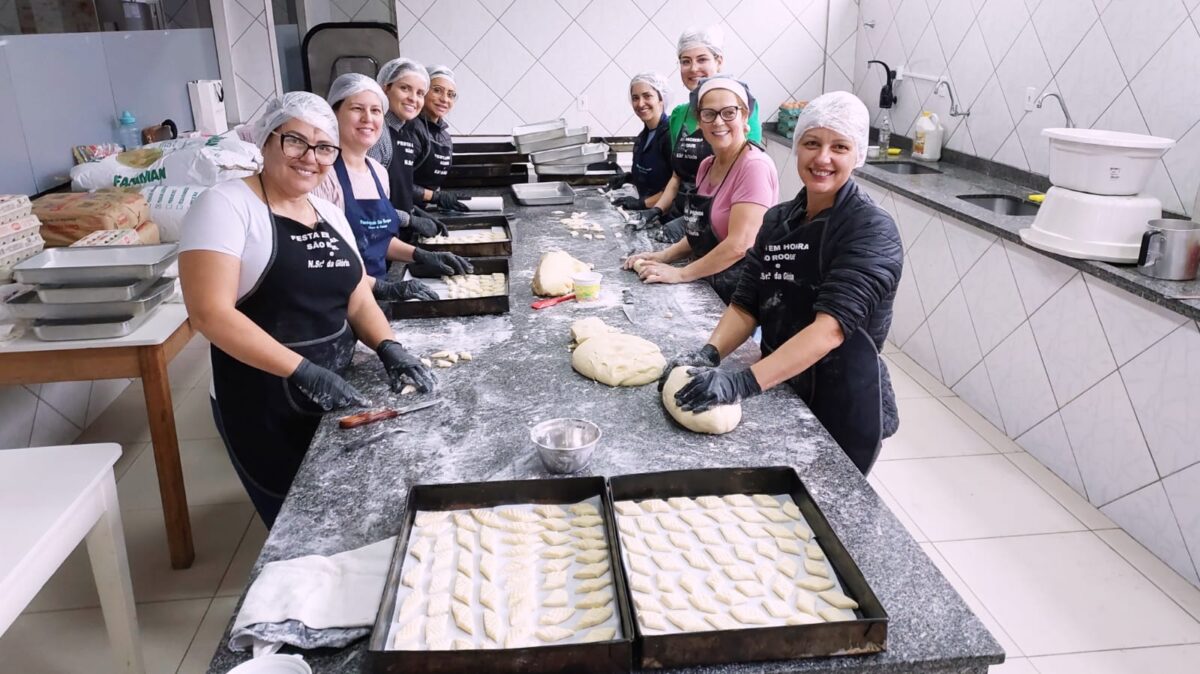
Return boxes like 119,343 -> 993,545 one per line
662,91 -> 903,474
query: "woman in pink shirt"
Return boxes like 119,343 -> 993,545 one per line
623,77 -> 778,303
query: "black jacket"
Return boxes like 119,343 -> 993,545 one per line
632,115 -> 673,199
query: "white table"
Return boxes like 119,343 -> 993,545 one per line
0,443 -> 145,673
0,304 -> 197,568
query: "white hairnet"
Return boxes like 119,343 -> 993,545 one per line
794,91 -> 870,167
427,64 -> 456,86
696,77 -> 750,111
377,57 -> 429,88
677,25 -> 724,57
630,71 -> 669,106
248,91 -> 338,149
326,73 -> 388,114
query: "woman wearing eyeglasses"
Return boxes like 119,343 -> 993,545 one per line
178,92 -> 436,527
412,65 -> 468,212
315,73 -> 472,302
639,26 -> 763,242
368,57 -> 447,241
624,78 -> 777,304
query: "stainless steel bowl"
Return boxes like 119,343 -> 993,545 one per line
530,418 -> 600,474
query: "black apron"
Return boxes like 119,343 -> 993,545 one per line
669,121 -> 712,218
683,144 -> 749,304
756,212 -> 885,474
632,114 -> 672,199
384,120 -> 419,217
211,195 -> 363,506
413,116 -> 453,195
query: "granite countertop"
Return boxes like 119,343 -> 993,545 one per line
207,189 -> 1004,674
763,122 -> 1200,321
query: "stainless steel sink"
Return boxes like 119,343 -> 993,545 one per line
957,194 -> 1040,216
866,161 -> 943,175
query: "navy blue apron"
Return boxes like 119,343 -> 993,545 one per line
413,116 -> 453,196
683,143 -> 749,304
333,156 -> 398,279
632,114 -> 672,200
384,120 -> 418,218
210,188 -> 362,526
755,209 -> 885,474
670,120 -> 712,218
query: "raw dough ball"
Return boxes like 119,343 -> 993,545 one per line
660,367 -> 742,434
572,333 -> 666,387
633,259 -> 649,272
570,317 -> 620,344
532,250 -> 591,297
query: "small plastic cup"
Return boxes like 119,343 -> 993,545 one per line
573,271 -> 602,302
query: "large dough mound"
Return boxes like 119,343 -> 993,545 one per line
533,250 -> 591,297
570,316 -> 620,343
572,333 -> 666,387
661,367 -> 742,434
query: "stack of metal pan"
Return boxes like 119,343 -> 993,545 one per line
7,243 -> 179,340
513,119 -> 610,176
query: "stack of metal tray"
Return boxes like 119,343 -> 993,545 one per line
8,244 -> 179,340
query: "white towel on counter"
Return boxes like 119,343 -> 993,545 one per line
229,536 -> 396,655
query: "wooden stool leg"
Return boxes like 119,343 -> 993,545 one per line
86,474 -> 146,674
139,344 -> 195,569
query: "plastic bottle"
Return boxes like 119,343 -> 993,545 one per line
116,111 -> 141,151
912,111 -> 943,161
876,109 -> 892,157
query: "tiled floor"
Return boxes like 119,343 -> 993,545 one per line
3,338 -> 1200,672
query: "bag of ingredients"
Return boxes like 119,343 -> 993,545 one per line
32,191 -> 149,246
140,184 -> 206,242
70,132 -> 262,191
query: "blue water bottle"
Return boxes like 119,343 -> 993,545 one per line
116,111 -> 141,151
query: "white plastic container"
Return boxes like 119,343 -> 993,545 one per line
911,112 -> 943,161
1042,128 -> 1175,196
226,654 -> 312,673
1018,186 -> 1162,262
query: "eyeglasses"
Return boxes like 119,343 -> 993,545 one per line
698,106 -> 742,123
272,131 -> 340,165
430,85 -> 458,101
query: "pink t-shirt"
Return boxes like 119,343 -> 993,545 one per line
695,149 -> 779,241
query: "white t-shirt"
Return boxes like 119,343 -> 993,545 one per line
311,156 -> 391,211
179,179 -> 363,300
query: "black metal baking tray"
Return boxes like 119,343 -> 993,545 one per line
419,215 -> 513,258
443,163 -> 528,188
608,466 -> 888,669
367,476 -> 634,674
386,257 -> 510,320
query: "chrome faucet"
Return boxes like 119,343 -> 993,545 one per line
933,79 -> 970,117
1035,92 -> 1075,128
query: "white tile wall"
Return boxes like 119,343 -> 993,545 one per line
391,0 -> 846,134
873,177 -> 1200,585
0,379 -> 132,451
212,0 -> 282,123
854,0 -> 1200,217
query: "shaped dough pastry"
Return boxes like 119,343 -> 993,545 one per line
578,606 -> 613,629
683,550 -> 712,570
570,515 -> 603,528
428,593 -> 451,617
627,553 -> 653,576
724,494 -> 755,507
688,594 -> 720,614
657,514 -> 687,532
479,584 -> 498,611
645,535 -> 672,553
453,574 -> 472,604
667,611 -> 708,632
661,594 -> 690,610
637,517 -> 658,534
819,607 -> 850,622
581,627 -> 616,643
569,502 -> 599,517
401,564 -> 422,588
797,576 -> 835,592
577,549 -> 607,564
575,561 -> 609,579
575,538 -> 608,551
544,557 -> 572,572
782,501 -> 802,520
622,536 -> 650,555
541,546 -> 572,559
794,524 -> 813,542
543,589 -> 569,607
753,494 -> 780,508
614,501 -> 643,516
479,528 -> 499,553
398,593 -> 422,619
541,518 -> 570,532
661,367 -> 741,433
641,499 -> 671,513
539,608 -> 575,626
392,616 -> 422,647
734,581 -> 765,597
543,571 -> 567,590
734,544 -> 756,563
541,531 -> 571,546
452,601 -> 474,635
805,559 -> 830,578
787,613 -> 823,625
756,540 -> 779,560
707,547 -> 738,566
762,509 -> 792,523
667,496 -> 696,510
696,495 -> 724,509
454,512 -> 480,532
795,591 -> 818,616
819,590 -> 859,610
483,609 -> 503,643
730,605 -> 770,625
805,543 -> 826,561
498,507 -> 540,523
572,527 -> 605,540
631,576 -> 654,594
534,503 -> 568,518
764,599 -> 792,619
706,613 -> 739,631
721,565 -> 753,582
640,611 -> 667,631
578,577 -> 612,592
680,511 -> 715,527
536,625 -> 574,643
416,511 -> 449,526
778,539 -> 803,556
657,556 -> 683,572
695,528 -> 723,545
778,557 -> 799,578
667,532 -> 693,550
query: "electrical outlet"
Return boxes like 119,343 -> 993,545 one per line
1024,87 -> 1036,112
576,96 -> 587,111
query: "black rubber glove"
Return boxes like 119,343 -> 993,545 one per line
412,247 -> 474,275
613,195 -> 645,210
606,171 -> 630,190
656,215 -> 688,243
372,277 -> 438,302
658,344 -> 721,391
639,207 -> 663,227
675,366 -> 762,413
377,339 -> 437,393
410,207 -> 448,237
433,189 -> 469,212
288,359 -> 369,412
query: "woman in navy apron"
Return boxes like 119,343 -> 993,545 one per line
368,58 -> 447,243
639,26 -> 764,242
662,92 -> 903,475
412,65 -> 468,213
179,93 -> 436,527
622,79 -> 777,305
608,72 -> 674,211
321,74 -> 471,301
